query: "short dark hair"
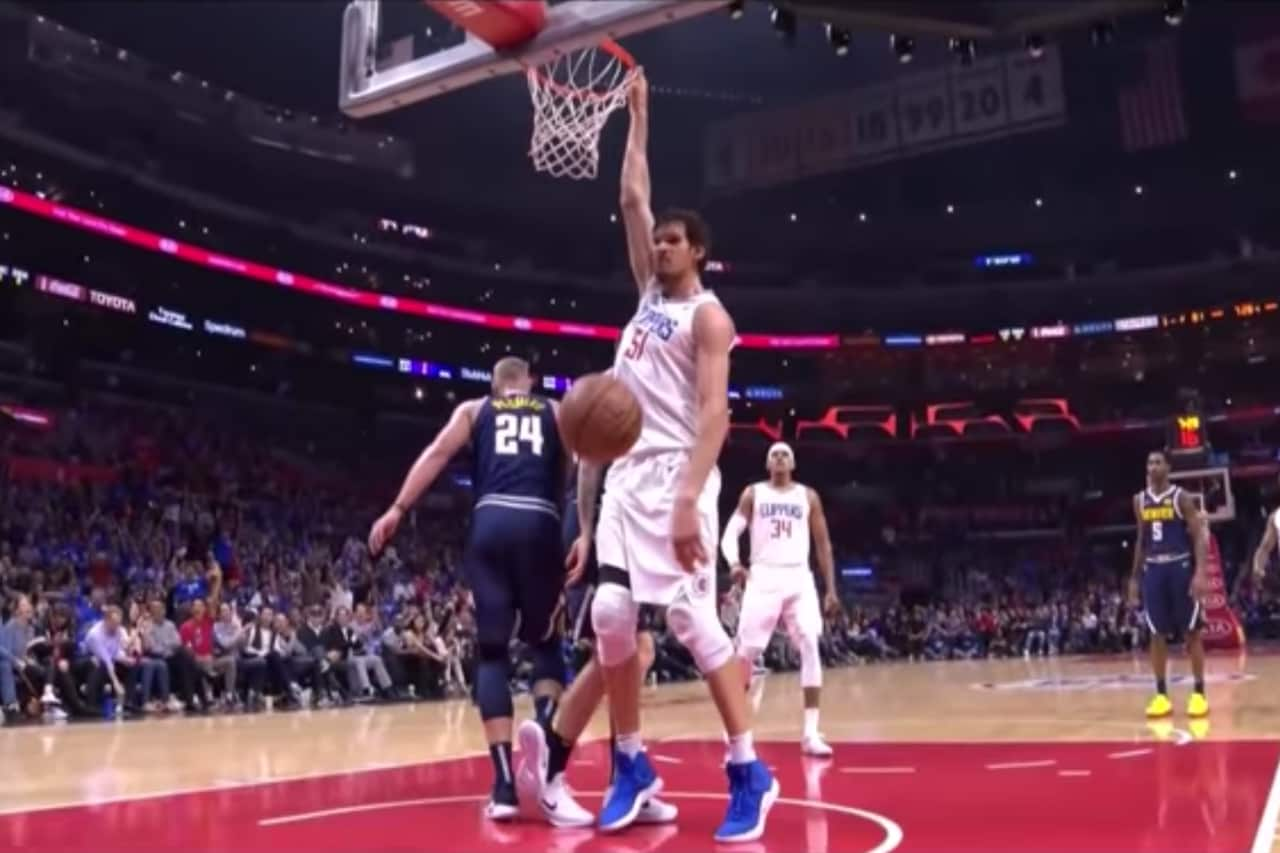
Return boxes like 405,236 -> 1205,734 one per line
654,208 -> 712,267
1149,448 -> 1170,464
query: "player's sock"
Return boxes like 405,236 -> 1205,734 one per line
489,742 -> 515,789
1155,678 -> 1167,696
608,731 -> 618,783
616,731 -> 644,759
546,726 -> 574,780
534,694 -> 558,726
803,708 -> 820,738
727,731 -> 757,764
1193,678 -> 1205,695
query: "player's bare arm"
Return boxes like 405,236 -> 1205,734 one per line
369,399 -> 479,554
1127,493 -> 1145,606
619,69 -> 655,293
721,486 -> 754,586
1254,515 -> 1278,584
672,301 -> 734,571
1179,489 -> 1210,598
566,460 -> 605,586
808,488 -> 839,614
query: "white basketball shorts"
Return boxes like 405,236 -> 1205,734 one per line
594,451 -> 720,608
736,565 -> 822,653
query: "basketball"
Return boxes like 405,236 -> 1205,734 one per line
559,372 -> 642,463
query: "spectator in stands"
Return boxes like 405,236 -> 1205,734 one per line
125,610 -> 172,713
325,605 -> 392,701
83,605 -> 135,714
1,594 -> 44,723
143,599 -> 197,712
272,612 -> 317,707
240,606 -> 280,710
397,612 -> 445,699
212,602 -> 244,708
297,604 -> 342,705
34,603 -> 91,718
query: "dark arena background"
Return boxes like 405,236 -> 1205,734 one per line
2,1 -> 1280,851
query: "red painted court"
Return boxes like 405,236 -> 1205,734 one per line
3,737 -> 1275,853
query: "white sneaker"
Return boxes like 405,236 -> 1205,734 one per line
484,800 -> 519,822
516,719 -> 594,828
41,685 -> 60,706
802,733 -> 834,757
166,696 -> 185,713
635,796 -> 679,824
44,706 -> 68,722
537,774 -> 594,828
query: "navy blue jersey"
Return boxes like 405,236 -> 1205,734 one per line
1140,486 -> 1191,560
470,393 -> 563,516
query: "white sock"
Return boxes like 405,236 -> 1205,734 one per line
616,731 -> 644,758
728,731 -> 756,764
804,708 -> 820,738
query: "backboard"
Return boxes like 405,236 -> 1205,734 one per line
1169,467 -> 1236,525
338,0 -> 729,119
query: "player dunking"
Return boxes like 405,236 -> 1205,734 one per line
1126,449 -> 1211,720
720,442 -> 839,756
516,70 -> 778,843
368,357 -> 569,820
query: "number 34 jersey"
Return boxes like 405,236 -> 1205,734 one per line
471,393 -> 564,517
749,482 -> 810,570
611,286 -> 727,459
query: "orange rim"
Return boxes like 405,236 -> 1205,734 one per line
530,38 -> 637,102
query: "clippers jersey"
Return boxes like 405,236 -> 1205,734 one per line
611,285 -> 726,458
470,393 -> 563,518
749,482 -> 810,569
1139,485 -> 1191,561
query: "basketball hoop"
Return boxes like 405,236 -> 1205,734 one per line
527,40 -> 638,180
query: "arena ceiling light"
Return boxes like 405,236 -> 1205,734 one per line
825,23 -> 852,56
1024,33 -> 1045,59
1163,0 -> 1187,27
890,33 -> 915,64
949,37 -> 976,66
727,0 -> 746,20
769,4 -> 797,40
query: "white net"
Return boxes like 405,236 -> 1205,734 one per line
527,43 -> 637,180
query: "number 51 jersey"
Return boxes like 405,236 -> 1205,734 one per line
471,393 -> 564,518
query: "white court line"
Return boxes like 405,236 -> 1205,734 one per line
1107,748 -> 1154,760
259,789 -> 906,853
1249,754 -> 1280,853
1057,770 -> 1091,777
839,767 -> 917,775
650,754 -> 683,765
985,760 -> 1057,771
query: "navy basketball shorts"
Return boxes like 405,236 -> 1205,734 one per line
1142,557 -> 1202,640
466,506 -> 565,647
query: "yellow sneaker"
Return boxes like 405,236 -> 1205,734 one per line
1187,692 -> 1209,718
1145,693 -> 1173,718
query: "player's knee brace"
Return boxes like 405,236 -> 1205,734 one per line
590,583 -> 638,666
796,633 -> 823,689
668,591 -> 734,674
475,642 -> 513,721
529,638 -> 565,687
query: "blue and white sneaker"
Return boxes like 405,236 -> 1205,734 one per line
598,750 -> 661,832
714,760 -> 779,843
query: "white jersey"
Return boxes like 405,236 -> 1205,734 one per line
1273,509 -> 1280,550
611,285 -> 725,458
749,482 -> 811,569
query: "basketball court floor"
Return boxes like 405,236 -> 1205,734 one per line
2,651 -> 1276,852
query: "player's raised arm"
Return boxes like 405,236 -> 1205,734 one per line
720,486 -> 754,585
619,70 -> 655,294
1254,513 -> 1278,585
808,488 -> 839,613
369,399 -> 479,554
1126,493 -> 1145,606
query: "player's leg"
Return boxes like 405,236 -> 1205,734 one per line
1141,563 -> 1173,718
734,573 -> 781,694
513,516 -> 571,726
785,580 -> 831,757
1177,559 -> 1209,717
465,515 -> 522,818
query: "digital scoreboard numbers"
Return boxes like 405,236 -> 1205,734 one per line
1169,411 -> 1210,467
